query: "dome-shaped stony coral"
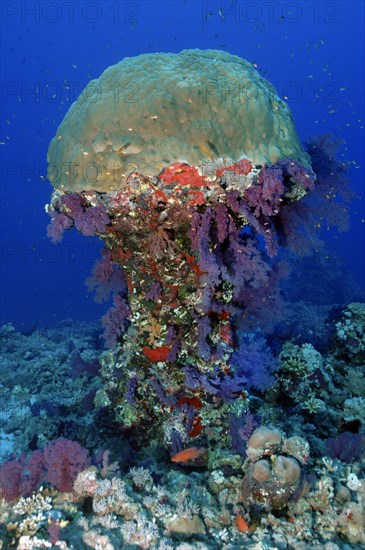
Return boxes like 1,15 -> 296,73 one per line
47,49 -> 311,192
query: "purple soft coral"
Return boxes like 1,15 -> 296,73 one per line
47,211 -> 73,243
74,204 -> 109,236
230,333 -> 277,391
277,136 -> 352,256
326,432 -> 365,463
0,439 -> 90,500
62,193 -> 109,236
86,248 -> 126,303
102,294 -> 130,348
245,164 -> 285,218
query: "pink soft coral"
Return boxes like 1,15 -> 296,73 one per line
0,439 -> 90,500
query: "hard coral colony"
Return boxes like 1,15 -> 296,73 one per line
46,50 -> 317,443
1,49 -> 364,549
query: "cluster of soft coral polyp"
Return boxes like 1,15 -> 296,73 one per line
46,138 -> 345,446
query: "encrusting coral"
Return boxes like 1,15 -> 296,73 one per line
242,427 -> 308,511
47,49 -> 311,192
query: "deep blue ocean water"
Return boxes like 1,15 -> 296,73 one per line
1,0 -> 364,330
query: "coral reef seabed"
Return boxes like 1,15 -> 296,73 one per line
1,303 -> 364,549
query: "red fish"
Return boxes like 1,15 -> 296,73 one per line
171,447 -> 206,463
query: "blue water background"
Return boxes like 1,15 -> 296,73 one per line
1,0 -> 364,329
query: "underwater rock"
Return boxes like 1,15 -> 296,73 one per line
282,436 -> 310,465
335,302 -> 365,363
242,426 -> 308,511
336,500 -> 365,545
246,426 -> 282,462
243,455 -> 301,510
166,515 -> 206,538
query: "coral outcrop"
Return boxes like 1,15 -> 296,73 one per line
47,50 -> 311,192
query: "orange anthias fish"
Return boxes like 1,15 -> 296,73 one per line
235,515 -> 249,532
171,447 -> 206,463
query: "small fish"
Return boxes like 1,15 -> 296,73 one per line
72,64 -> 77,69
207,141 -> 219,156
235,515 -> 249,532
116,142 -> 132,154
198,144 -> 212,158
171,447 -> 206,463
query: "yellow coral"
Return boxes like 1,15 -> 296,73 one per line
48,49 -> 311,192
